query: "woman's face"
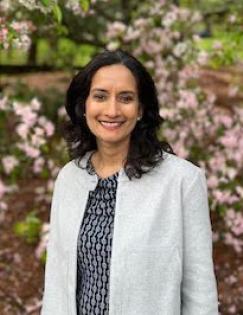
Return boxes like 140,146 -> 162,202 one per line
85,64 -> 142,148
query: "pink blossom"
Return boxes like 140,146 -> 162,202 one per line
143,40 -> 162,55
58,106 -> 66,118
208,155 -> 226,171
179,66 -> 199,81
133,18 -> 147,29
207,175 -> 219,189
38,116 -> 48,126
17,143 -> 40,158
212,231 -> 219,242
0,201 -> 8,211
124,27 -> 141,42
225,275 -> 237,285
177,90 -> 198,109
106,21 -> 126,38
226,209 -> 235,220
47,179 -> 54,192
191,11 -> 202,23
219,115 -> 233,128
225,209 -> 243,236
228,15 -> 237,24
224,232 -> 243,253
16,123 -> 29,140
178,8 -> 191,22
21,109 -> 37,127
197,51 -> 209,65
0,179 -> 7,198
107,41 -> 120,51
173,143 -> 189,158
213,41 -> 223,50
30,98 -> 41,111
228,85 -> 239,97
33,157 -> 45,174
0,96 -> 8,110
47,159 -> 55,169
44,121 -> 55,137
236,186 -> 243,198
1,155 -> 19,174
13,102 -> 37,127
34,127 -> 45,136
51,166 -> 61,177
162,11 -> 177,28
213,190 -> 232,204
31,134 -> 46,146
220,133 -> 238,148
228,305 -> 236,313
173,42 -> 188,57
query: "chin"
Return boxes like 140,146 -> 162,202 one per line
97,135 -> 131,145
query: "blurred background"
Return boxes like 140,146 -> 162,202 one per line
0,0 -> 243,314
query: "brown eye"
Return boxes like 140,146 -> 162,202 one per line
94,94 -> 106,101
120,95 -> 133,103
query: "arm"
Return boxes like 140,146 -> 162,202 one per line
181,168 -> 219,315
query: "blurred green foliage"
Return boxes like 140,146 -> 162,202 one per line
13,211 -> 42,244
0,40 -> 96,67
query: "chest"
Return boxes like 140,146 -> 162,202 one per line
56,176 -> 184,258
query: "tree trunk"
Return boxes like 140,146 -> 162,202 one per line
27,40 -> 37,65
173,0 -> 180,6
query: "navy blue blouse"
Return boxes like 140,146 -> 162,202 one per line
76,153 -> 119,315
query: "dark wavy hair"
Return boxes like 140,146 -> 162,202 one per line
64,49 -> 175,180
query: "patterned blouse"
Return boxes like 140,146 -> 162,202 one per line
76,153 -> 119,315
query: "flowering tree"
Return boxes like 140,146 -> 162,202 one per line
1,0 -> 242,254
0,0 -> 93,53
1,0 -> 243,313
0,96 -> 64,216
105,0 -> 243,252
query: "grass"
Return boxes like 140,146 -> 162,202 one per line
195,31 -> 243,61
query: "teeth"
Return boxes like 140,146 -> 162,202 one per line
100,121 -> 123,127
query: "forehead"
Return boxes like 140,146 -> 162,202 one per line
90,64 -> 137,91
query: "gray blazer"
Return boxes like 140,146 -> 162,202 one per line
41,150 -> 219,315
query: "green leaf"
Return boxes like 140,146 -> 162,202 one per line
13,212 -> 41,244
40,0 -> 50,7
79,0 -> 90,12
52,4 -> 62,24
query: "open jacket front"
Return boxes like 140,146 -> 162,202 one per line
41,150 -> 219,315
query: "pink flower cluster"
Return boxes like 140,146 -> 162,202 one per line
0,96 -> 57,203
11,99 -> 55,160
0,17 -> 35,50
105,0 -> 243,252
226,209 -> 243,235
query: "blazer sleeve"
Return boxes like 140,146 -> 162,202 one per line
40,172 -> 67,315
181,168 -> 219,315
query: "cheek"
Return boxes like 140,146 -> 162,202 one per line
125,106 -> 140,119
85,101 -> 99,116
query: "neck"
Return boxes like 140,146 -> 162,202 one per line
94,141 -> 129,169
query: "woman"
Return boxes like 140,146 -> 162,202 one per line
41,49 -> 219,315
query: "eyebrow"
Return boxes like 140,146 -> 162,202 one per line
90,88 -> 136,95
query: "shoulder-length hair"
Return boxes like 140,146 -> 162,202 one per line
64,49 -> 175,180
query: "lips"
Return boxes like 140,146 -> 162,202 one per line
99,120 -> 125,129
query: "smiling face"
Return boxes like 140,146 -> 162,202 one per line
85,64 -> 143,149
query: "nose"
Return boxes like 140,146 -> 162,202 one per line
105,96 -> 120,117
